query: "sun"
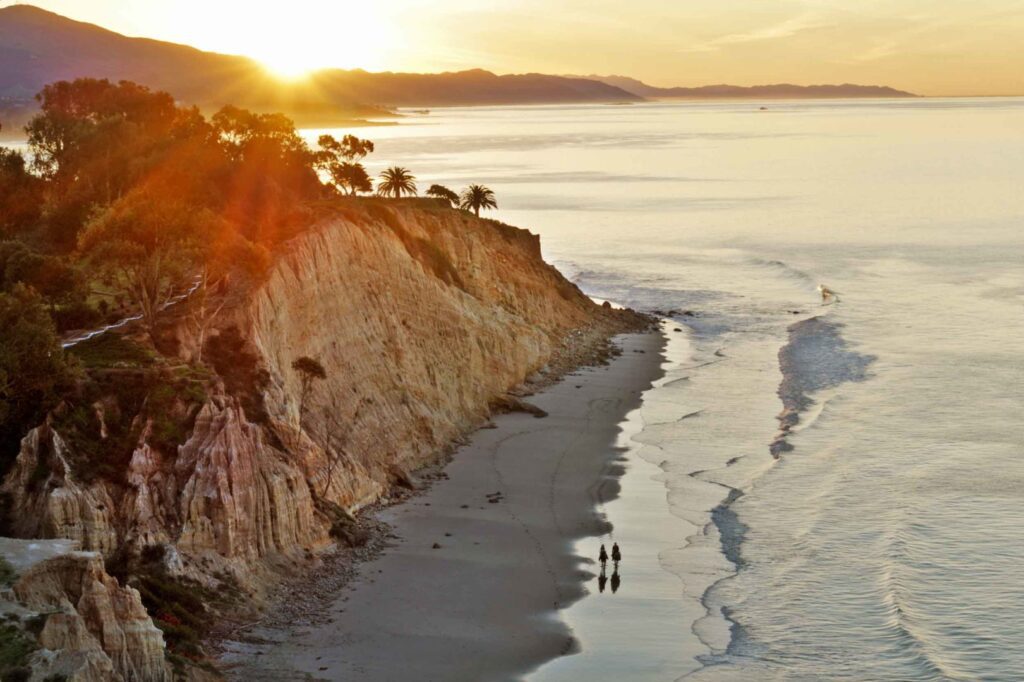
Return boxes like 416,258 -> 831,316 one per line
260,53 -> 321,80
244,7 -> 397,79
163,2 -> 399,79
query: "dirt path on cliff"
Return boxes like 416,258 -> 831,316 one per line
218,330 -> 666,682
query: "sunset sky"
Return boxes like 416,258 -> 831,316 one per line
6,0 -> 1024,95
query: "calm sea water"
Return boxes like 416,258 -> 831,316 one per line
316,99 -> 1024,681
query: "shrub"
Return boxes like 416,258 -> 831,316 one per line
0,558 -> 16,588
0,624 -> 36,679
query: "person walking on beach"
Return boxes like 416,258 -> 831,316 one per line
599,544 -> 609,565
611,542 -> 622,565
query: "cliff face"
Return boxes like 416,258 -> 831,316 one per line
241,205 -> 601,511
0,202 -> 640,676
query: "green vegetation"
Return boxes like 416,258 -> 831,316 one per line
0,77 -> 329,473
67,334 -> 156,370
0,285 -> 77,470
0,624 -> 36,681
122,545 -> 241,666
52,366 -> 207,483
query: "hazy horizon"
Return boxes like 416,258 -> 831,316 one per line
3,0 -> 1023,97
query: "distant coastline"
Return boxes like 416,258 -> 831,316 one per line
1,3 -> 924,132
570,74 -> 918,99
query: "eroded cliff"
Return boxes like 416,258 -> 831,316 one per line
0,200 -> 647,677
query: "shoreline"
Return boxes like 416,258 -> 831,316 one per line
217,328 -> 667,680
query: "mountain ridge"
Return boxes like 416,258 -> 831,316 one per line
575,74 -> 917,99
0,5 -> 640,126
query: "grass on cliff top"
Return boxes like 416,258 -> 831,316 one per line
67,333 -> 157,369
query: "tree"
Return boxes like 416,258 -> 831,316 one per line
76,192 -> 216,337
211,106 -> 323,243
460,184 -> 498,217
377,167 -> 417,198
26,79 -> 179,186
0,241 -> 86,310
24,79 -> 213,250
0,145 -> 43,237
292,356 -> 327,426
316,134 -> 374,163
315,135 -> 375,195
426,184 -> 460,208
329,162 -> 373,196
0,285 -> 76,469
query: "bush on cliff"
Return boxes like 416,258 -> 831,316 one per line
0,624 -> 36,681
0,286 -> 77,474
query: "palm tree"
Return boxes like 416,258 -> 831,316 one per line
426,184 -> 460,208
460,184 -> 498,217
377,167 -> 417,198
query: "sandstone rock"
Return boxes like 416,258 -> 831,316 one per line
175,398 -> 325,563
0,425 -> 118,555
230,207 -> 598,511
13,551 -> 172,681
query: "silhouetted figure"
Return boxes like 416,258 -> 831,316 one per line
598,565 -> 607,593
611,543 -> 622,564
610,568 -> 621,594
599,544 -> 608,565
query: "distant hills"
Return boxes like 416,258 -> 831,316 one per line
0,5 -> 638,128
578,75 -> 916,99
0,4 -> 917,132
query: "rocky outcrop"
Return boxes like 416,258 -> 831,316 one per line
175,397 -> 321,563
10,548 -> 172,681
0,425 -> 119,556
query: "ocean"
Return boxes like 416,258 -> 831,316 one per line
308,98 -> 1023,681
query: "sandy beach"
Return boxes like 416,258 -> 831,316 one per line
219,329 -> 666,681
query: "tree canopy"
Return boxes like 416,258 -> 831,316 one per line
76,190 -> 223,336
0,285 -> 76,465
0,146 -> 43,237
426,184 -> 460,208
315,135 -> 375,196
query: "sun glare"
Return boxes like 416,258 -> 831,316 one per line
260,54 -> 319,80
249,7 -> 396,78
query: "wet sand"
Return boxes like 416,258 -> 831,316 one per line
219,330 -> 666,681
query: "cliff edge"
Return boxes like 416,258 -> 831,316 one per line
0,199 -> 649,678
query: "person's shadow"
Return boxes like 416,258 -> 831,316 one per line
598,565 -> 608,593
610,567 -> 621,594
